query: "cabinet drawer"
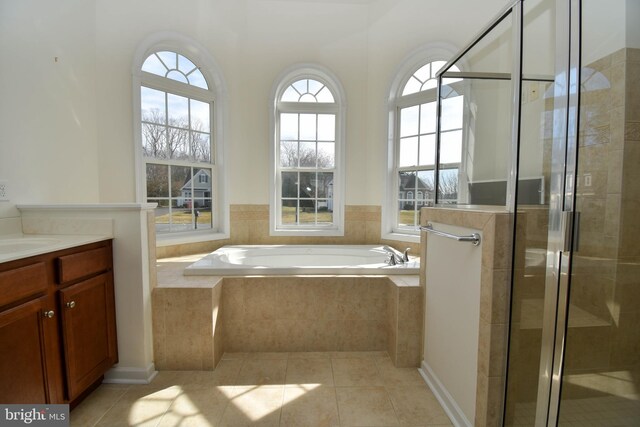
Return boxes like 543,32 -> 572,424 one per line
0,262 -> 47,307
57,246 -> 110,284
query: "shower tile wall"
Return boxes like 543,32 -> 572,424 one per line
568,47 -> 640,382
155,205 -> 421,258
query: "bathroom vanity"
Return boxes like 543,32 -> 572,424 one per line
0,238 -> 117,406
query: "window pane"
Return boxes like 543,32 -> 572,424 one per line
440,130 -> 462,164
280,141 -> 298,167
192,132 -> 211,163
441,95 -> 463,131
316,204 -> 333,224
420,102 -> 437,134
400,106 -> 419,137
317,114 -> 335,141
398,205 -> 417,227
146,164 -> 169,197
281,86 -> 299,102
282,172 -> 297,197
419,134 -> 436,166
299,205 -> 316,224
142,54 -> 168,76
316,87 -> 334,103
421,79 -> 437,91
142,124 -> 167,158
170,166 -> 191,199
417,170 -> 435,203
166,127 -> 189,160
402,77 -> 422,96
167,94 -> 189,128
308,79 -> 324,95
399,136 -> 418,167
299,172 -> 315,198
169,205 -> 194,232
300,93 -> 316,102
398,171 -> 416,199
281,200 -> 297,224
188,69 -> 208,89
191,169 -> 212,200
317,142 -> 335,168
432,61 -> 447,76
299,141 -> 316,167
280,113 -> 298,140
156,51 -> 177,69
293,80 -> 307,94
414,64 -> 431,82
190,99 -> 210,132
438,168 -> 459,202
317,172 -> 333,198
177,54 -> 196,74
141,87 -> 166,123
149,199 -> 170,234
299,114 -> 316,140
192,201 -> 212,230
166,70 -> 188,84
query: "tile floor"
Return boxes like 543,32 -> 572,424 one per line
71,351 -> 453,427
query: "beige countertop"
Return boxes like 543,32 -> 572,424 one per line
0,233 -> 111,264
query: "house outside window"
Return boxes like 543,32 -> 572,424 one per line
384,55 -> 464,241
270,65 -> 346,236
134,37 -> 228,243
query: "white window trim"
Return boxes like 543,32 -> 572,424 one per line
132,32 -> 230,245
269,64 -> 347,237
382,43 -> 462,244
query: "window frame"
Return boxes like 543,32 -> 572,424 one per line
269,65 -> 346,237
132,33 -> 229,246
383,45 -> 463,243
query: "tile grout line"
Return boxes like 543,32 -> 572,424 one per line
278,356 -> 290,426
330,355 -> 343,426
89,384 -> 131,427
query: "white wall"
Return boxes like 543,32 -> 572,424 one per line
423,222 -> 482,425
0,0 -> 100,219
1,0 -> 510,219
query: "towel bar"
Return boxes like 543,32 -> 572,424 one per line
420,222 -> 481,246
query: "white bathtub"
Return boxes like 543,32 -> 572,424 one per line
183,245 -> 419,276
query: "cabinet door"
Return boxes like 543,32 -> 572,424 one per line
0,296 -> 51,403
59,273 -> 117,401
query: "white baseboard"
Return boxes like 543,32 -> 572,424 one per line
419,360 -> 472,427
103,363 -> 158,384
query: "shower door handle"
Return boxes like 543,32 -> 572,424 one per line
560,210 -> 580,253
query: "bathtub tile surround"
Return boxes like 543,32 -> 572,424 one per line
70,352 -> 452,427
152,257 -> 422,371
420,207 -> 512,427
156,204 -> 420,259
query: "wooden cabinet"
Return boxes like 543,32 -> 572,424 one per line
59,273 -> 117,401
0,296 -> 50,403
0,240 -> 116,405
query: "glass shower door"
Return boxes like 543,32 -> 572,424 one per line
555,0 -> 640,425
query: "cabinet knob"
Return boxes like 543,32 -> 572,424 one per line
43,310 -> 55,319
66,301 -> 76,309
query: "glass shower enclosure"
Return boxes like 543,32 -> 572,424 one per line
432,0 -> 640,425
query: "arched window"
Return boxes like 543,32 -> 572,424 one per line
385,55 -> 464,239
134,36 -> 227,242
270,66 -> 345,236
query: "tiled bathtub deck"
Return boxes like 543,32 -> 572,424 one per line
71,351 -> 452,427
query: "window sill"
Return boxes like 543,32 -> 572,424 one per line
382,231 -> 421,244
155,231 -> 229,247
270,227 -> 344,237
